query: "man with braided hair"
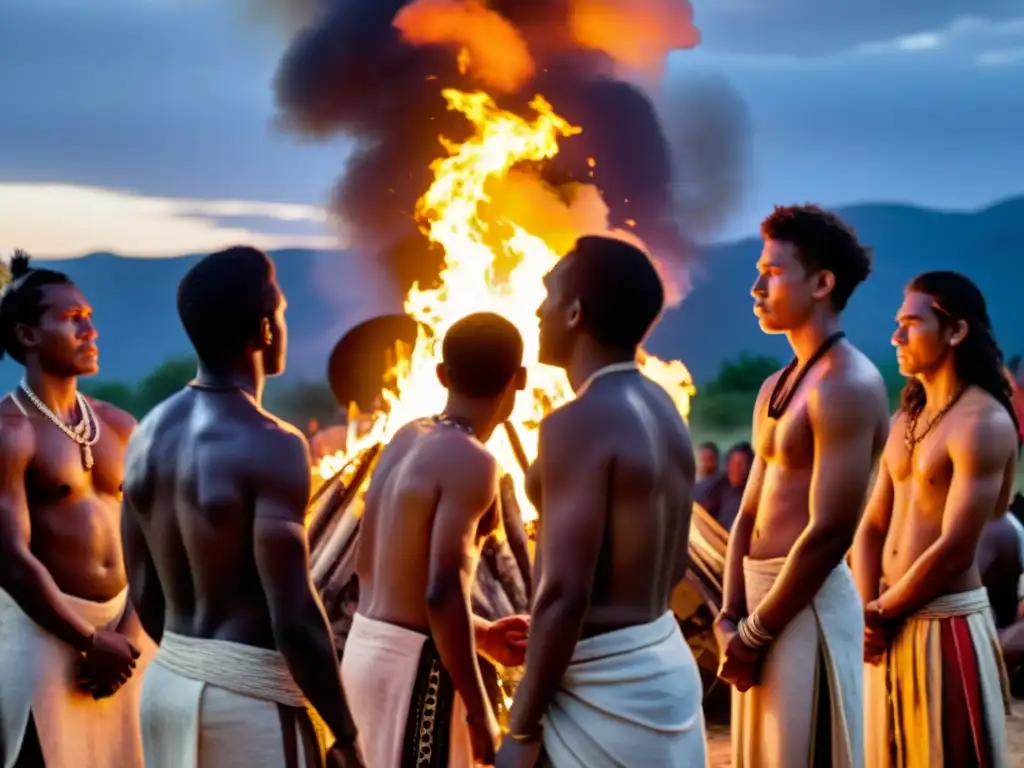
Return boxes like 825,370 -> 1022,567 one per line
852,271 -> 1019,766
0,251 -> 150,767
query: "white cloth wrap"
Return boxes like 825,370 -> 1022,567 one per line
140,631 -> 327,768
732,557 -> 864,768
0,586 -> 155,768
542,611 -> 708,768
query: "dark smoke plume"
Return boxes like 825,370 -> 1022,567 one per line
268,0 -> 749,300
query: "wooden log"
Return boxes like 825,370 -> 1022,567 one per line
499,475 -> 533,603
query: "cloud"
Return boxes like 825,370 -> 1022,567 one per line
0,183 -> 340,258
683,14 -> 1024,70
853,15 -> 1024,64
694,3 -> 1023,56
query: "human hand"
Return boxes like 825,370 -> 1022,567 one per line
864,625 -> 888,666
77,629 -> 140,698
326,737 -> 363,767
479,615 -> 530,668
494,736 -> 543,768
717,626 -> 764,692
467,709 -> 501,766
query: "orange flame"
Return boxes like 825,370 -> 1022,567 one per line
316,89 -> 695,519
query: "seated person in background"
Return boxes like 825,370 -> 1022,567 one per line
698,442 -> 754,531
978,514 -> 1023,629
696,441 -> 720,483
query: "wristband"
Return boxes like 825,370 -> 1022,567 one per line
507,727 -> 542,743
737,612 -> 774,649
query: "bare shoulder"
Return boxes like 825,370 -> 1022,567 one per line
539,395 -> 594,452
88,397 -> 137,442
0,396 -> 35,458
811,348 -> 888,424
247,413 -> 311,477
948,389 -> 1018,468
432,430 -> 498,501
752,368 -> 787,416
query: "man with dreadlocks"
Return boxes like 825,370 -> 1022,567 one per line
0,251 -> 151,768
852,271 -> 1019,766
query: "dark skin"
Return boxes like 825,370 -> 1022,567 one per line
499,260 -> 696,768
852,293 -> 1018,664
718,240 -> 888,690
121,287 -> 359,763
977,515 -> 1021,630
357,370 -> 529,767
0,283 -> 141,705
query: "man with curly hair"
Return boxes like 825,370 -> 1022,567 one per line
716,206 -> 890,767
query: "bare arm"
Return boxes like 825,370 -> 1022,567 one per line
121,490 -> 164,643
508,406 -> 608,738
877,413 -> 1016,619
252,430 -> 354,743
425,444 -> 498,723
105,408 -> 152,639
756,380 -> 882,635
720,378 -> 773,619
0,415 -> 95,649
851,423 -> 897,604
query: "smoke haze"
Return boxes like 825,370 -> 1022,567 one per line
259,0 -> 749,306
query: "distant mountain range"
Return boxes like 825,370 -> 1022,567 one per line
3,196 -> 1021,395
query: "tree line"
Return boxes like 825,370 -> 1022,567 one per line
688,353 -> 908,432
80,357 -> 340,429
84,353 -> 912,434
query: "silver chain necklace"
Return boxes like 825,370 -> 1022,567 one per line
578,361 -> 640,395
17,379 -> 101,471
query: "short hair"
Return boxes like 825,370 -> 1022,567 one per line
441,312 -> 523,398
0,250 -> 75,364
698,441 -> 719,457
727,441 -> 754,461
560,236 -> 665,351
760,205 -> 872,311
177,246 -> 278,367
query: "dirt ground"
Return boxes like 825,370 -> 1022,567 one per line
706,700 -> 1024,767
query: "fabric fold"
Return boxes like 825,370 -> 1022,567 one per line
732,557 -> 864,768
340,612 -> 473,767
864,587 -> 1011,768
542,611 -> 707,767
0,586 -> 154,768
140,631 -> 329,768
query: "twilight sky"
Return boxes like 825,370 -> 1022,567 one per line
0,0 -> 1021,257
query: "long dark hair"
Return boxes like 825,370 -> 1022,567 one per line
899,271 -> 1020,443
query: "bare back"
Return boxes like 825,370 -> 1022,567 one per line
356,420 -> 499,633
880,387 -> 1018,596
530,372 -> 695,637
123,388 -> 307,647
749,344 -> 890,559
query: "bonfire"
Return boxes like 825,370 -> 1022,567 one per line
313,87 -> 695,518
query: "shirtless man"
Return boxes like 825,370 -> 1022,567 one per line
122,247 -> 357,767
498,236 -> 706,768
852,271 -> 1019,766
341,312 -> 531,768
0,252 -> 148,768
717,206 -> 889,768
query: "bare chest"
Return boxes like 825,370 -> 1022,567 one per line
755,401 -> 814,469
888,426 -> 953,510
27,418 -> 124,503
